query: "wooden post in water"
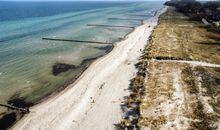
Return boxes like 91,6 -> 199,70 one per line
128,14 -> 149,17
42,38 -> 113,45
108,18 -> 144,24
0,103 -> 30,113
108,18 -> 143,21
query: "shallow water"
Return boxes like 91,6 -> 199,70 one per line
0,1 -> 163,113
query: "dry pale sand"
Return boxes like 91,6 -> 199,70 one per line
154,59 -> 220,68
11,7 -> 167,130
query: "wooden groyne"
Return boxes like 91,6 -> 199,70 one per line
0,104 -> 29,113
108,18 -> 144,24
87,24 -> 134,29
42,38 -> 113,45
108,18 -> 143,21
128,14 -> 149,17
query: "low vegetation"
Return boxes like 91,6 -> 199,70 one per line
119,6 -> 220,130
165,0 -> 220,27
145,7 -> 220,64
118,60 -> 148,129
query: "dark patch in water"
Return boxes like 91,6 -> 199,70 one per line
94,45 -> 113,54
80,57 -> 97,66
0,97 -> 34,129
52,63 -> 76,76
7,98 -> 33,108
52,57 -> 99,76
0,112 -> 16,130
94,45 -> 111,50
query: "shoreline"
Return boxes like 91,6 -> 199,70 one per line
3,6 -> 144,117
1,14 -> 139,130
11,6 -> 167,130
18,12 -> 140,107
12,14 -> 136,108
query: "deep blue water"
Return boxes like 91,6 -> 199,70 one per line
0,1 -> 137,21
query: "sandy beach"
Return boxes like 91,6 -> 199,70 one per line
11,7 -> 167,130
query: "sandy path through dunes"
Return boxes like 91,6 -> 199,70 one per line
154,59 -> 220,68
11,7 -> 167,130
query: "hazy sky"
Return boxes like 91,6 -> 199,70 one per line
1,0 -> 166,1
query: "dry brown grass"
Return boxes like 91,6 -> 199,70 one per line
119,7 -> 220,130
145,7 -> 220,64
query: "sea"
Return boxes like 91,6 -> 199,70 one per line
0,1 -> 163,115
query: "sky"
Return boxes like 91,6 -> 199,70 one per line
1,0 -> 166,1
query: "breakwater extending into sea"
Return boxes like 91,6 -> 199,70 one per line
0,2 -> 163,128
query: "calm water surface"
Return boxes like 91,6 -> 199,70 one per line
0,1 -> 163,113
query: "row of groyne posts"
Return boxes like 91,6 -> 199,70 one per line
0,103 -> 29,113
0,15 -> 149,113
41,15 -> 149,45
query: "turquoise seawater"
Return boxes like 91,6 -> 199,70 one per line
0,1 -> 163,110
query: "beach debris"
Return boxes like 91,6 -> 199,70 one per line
99,83 -> 105,90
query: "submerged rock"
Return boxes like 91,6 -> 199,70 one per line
0,112 -> 16,130
52,63 -> 76,76
7,98 -> 33,108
